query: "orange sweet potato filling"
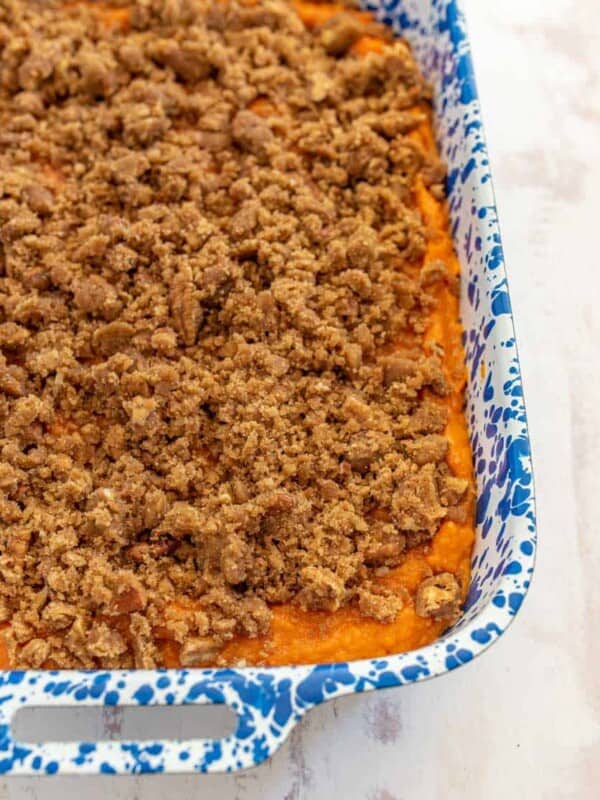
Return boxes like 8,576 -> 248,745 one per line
0,1 -> 474,670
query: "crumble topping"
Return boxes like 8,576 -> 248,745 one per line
0,0 -> 470,668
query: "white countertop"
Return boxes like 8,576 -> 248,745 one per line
3,0 -> 599,796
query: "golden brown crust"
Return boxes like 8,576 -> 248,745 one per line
0,0 -> 465,669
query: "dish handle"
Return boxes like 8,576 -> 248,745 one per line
0,663 -> 374,774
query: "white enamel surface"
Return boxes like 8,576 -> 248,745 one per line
2,0 -> 598,795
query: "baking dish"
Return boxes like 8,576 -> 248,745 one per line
0,0 -> 536,775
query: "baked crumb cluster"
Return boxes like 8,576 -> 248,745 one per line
0,0 -> 468,668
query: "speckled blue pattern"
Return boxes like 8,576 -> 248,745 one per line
0,0 -> 536,775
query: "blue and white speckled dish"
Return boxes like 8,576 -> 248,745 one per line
0,0 -> 536,775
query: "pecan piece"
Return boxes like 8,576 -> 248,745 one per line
87,623 -> 128,659
20,638 -> 50,668
42,601 -> 78,630
170,268 -> 201,345
127,535 -> 178,563
415,573 -> 461,619
320,13 -> 363,55
92,321 -> 135,355
179,636 -> 221,667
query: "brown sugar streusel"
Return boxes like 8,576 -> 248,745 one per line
0,0 -> 470,669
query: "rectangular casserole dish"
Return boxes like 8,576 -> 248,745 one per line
0,0 -> 536,775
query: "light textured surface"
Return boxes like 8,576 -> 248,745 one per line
2,0 -> 598,795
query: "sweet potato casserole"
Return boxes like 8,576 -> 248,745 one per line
0,0 -> 475,669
